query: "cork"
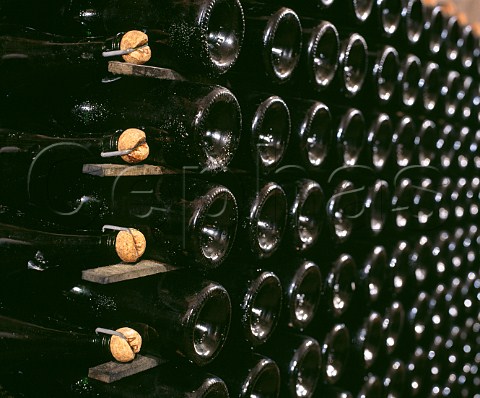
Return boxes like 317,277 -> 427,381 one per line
422,0 -> 436,6
115,228 -> 147,263
120,30 -> 151,65
109,327 -> 142,363
118,128 -> 150,164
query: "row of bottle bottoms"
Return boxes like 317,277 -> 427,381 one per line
4,169 -> 480,271
0,255 -> 477,396
0,0 -> 478,84
2,22 -> 480,114
2,78 -> 480,180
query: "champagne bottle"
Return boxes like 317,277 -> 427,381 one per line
321,323 -> 351,385
398,54 -> 422,110
407,346 -> 429,397
421,62 -> 441,114
367,114 -> 394,172
367,45 -> 399,107
382,301 -> 405,355
232,5 -> 302,84
285,99 -> 332,171
261,333 -> 322,398
324,254 -> 358,321
363,179 -> 390,237
212,267 -> 283,347
334,108 -> 367,167
359,246 -> 388,310
210,353 -> 281,398
336,33 -> 368,99
327,0 -> 375,24
401,0 -> 424,47
416,120 -> 438,167
424,5 -> 445,58
0,223 -> 146,275
392,116 -> 417,170
375,0 -> 403,39
284,179 -> 325,253
353,312 -> 384,372
357,374 -> 383,397
275,259 -> 322,331
388,240 -> 415,305
0,316 -> 141,369
407,291 -> 431,346
443,70 -> 462,120
299,20 -> 339,93
445,14 -> 463,64
20,271 -> 233,366
382,359 -> 407,397
437,124 -> 456,171
0,0 -> 246,75
233,180 -> 288,259
2,78 -> 242,171
230,93 -> 290,174
461,24 -> 476,72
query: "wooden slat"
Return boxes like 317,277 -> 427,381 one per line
82,260 -> 176,284
82,163 -> 180,177
108,61 -> 185,81
88,355 -> 163,384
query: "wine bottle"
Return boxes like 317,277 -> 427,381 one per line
0,315 -> 141,369
398,54 -> 422,110
283,179 -> 325,253
382,301 -> 405,355
420,62 -> 441,114
0,127 -> 154,169
461,24 -> 476,72
392,116 -> 417,171
401,0 -> 424,47
0,223 -> 146,276
357,374 -> 383,397
367,114 -> 394,172
231,179 -> 288,260
460,76 -> 477,123
445,14 -> 463,64
232,5 -> 302,84
407,291 -> 431,346
383,359 -> 407,397
363,179 -> 390,237
0,26 -> 151,92
424,5 -> 445,58
211,353 -> 281,398
284,99 -> 333,171
326,180 -> 364,244
444,70 -> 462,119
230,93 -> 290,174
374,0 -> 403,39
336,33 -> 368,99
261,333 -> 322,398
367,45 -> 399,107
275,258 -> 322,331
47,272 -> 232,366
437,123 -> 456,170
321,323 -> 351,385
324,254 -> 358,322
211,267 -> 282,347
0,0 -> 246,75
2,77 -> 242,172
416,119 -> 438,167
353,312 -> 384,372
333,107 -> 367,167
410,235 -> 435,289
359,246 -> 388,310
388,240 -> 415,305
407,346 -> 429,397
299,20 -> 340,93
327,0 -> 375,24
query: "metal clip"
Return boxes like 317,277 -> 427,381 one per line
95,327 -> 127,341
101,138 -> 147,158
102,44 -> 149,58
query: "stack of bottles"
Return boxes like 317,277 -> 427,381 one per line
0,0 -> 479,397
